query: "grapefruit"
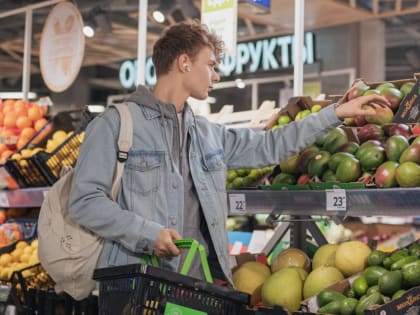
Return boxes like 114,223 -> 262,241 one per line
312,244 -> 339,269
232,261 -> 271,305
270,248 -> 310,273
335,241 -> 372,277
261,267 -> 303,312
303,266 -> 344,299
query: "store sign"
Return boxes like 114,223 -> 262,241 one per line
39,2 -> 85,92
218,32 -> 315,76
119,32 -> 315,88
119,58 -> 156,89
201,0 -> 238,55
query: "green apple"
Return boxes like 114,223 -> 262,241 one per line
311,104 -> 322,113
295,109 -> 311,121
277,114 -> 292,126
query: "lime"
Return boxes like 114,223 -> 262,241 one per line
368,251 -> 387,267
352,275 -> 368,297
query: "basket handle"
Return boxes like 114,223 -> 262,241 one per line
140,239 -> 213,283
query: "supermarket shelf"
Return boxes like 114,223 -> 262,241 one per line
0,187 -> 49,208
228,188 -> 420,217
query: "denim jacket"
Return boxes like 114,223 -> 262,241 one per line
69,86 -> 342,283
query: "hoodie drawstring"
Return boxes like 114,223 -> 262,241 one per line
158,103 -> 176,173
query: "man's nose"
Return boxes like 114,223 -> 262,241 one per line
213,71 -> 220,83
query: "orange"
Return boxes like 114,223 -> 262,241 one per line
3,113 -> 17,128
20,127 -> 36,140
0,143 -> 8,154
14,106 -> 27,117
3,99 -> 14,107
34,118 -> 48,132
2,102 -> 14,115
0,150 -> 14,163
16,137 -> 28,150
16,116 -> 32,129
0,112 -> 4,127
27,105 -> 42,122
1,129 -> 15,138
14,100 -> 25,113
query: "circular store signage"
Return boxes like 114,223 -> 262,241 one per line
39,2 -> 85,92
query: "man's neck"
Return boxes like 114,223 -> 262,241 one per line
153,77 -> 187,113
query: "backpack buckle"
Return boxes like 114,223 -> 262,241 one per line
117,150 -> 128,162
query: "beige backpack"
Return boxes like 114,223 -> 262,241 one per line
38,103 -> 133,300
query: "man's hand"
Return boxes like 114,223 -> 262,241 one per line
153,228 -> 182,257
334,95 -> 391,119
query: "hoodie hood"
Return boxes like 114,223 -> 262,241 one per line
125,85 -> 180,120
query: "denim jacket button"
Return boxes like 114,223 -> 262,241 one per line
172,181 -> 178,189
171,219 -> 177,225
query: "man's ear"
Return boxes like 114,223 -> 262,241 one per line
177,53 -> 191,72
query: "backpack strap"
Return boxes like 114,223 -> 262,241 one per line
109,103 -> 133,200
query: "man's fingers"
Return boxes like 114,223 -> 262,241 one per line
168,241 -> 181,256
363,95 -> 390,106
170,229 -> 182,240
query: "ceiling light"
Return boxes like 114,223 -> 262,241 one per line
83,25 -> 95,37
152,10 -> 165,23
152,0 -> 176,23
235,78 -> 246,89
87,105 -> 105,113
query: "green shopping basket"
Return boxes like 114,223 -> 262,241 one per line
93,239 -> 250,315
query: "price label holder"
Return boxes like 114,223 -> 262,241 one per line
0,284 -> 11,302
325,189 -> 347,211
0,192 -> 9,207
229,193 -> 246,214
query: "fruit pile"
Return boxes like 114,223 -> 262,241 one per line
10,130 -> 77,164
0,239 -> 39,280
0,100 -> 48,164
271,123 -> 420,188
344,80 -> 414,127
316,242 -> 420,315
232,240 -> 372,313
226,166 -> 274,190
271,101 -> 324,130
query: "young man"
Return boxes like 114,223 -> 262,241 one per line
69,21 -> 389,283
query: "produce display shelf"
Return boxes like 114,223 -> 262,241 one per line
0,187 -> 49,208
228,188 -> 420,217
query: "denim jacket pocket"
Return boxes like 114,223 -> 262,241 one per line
126,150 -> 164,195
203,149 -> 226,192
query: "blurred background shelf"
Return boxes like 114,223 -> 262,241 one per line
0,187 -> 49,208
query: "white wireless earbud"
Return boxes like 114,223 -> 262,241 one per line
183,63 -> 191,72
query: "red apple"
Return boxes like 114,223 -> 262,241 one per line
412,123 -> 420,136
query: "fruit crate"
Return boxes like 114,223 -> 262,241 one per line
10,263 -> 55,305
93,263 -> 250,315
4,109 -> 93,188
15,289 -> 98,315
33,129 -> 85,185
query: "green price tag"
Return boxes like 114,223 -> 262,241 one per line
164,302 -> 207,315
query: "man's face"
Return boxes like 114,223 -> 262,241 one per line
186,47 -> 220,100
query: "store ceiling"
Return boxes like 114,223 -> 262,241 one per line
1,0 -> 420,93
